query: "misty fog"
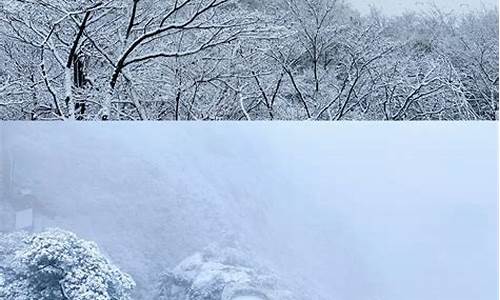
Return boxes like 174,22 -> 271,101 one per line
0,123 -> 497,300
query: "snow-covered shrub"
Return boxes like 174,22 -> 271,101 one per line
0,231 -> 29,291
155,245 -> 296,300
0,228 -> 135,300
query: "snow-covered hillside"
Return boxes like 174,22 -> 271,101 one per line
0,123 -> 497,300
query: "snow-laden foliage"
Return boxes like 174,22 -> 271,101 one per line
0,231 -> 28,291
0,228 -> 135,300
0,0 -> 497,120
156,245 -> 298,300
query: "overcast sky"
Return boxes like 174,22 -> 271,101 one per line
348,0 -> 498,15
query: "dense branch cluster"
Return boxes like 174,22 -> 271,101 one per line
0,0 -> 498,120
0,229 -> 135,300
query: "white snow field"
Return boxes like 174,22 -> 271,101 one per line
0,123 -> 498,300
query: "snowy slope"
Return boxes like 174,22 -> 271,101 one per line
2,124 -> 317,299
1,123 -> 498,300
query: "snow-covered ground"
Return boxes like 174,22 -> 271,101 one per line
0,123 -> 497,300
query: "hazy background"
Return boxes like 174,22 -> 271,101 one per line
1,123 -> 498,300
349,0 -> 498,14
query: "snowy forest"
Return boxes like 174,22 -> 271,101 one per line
0,0 -> 498,120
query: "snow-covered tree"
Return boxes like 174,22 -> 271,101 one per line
0,228 -> 135,300
155,245 -> 297,300
0,0 -> 497,120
